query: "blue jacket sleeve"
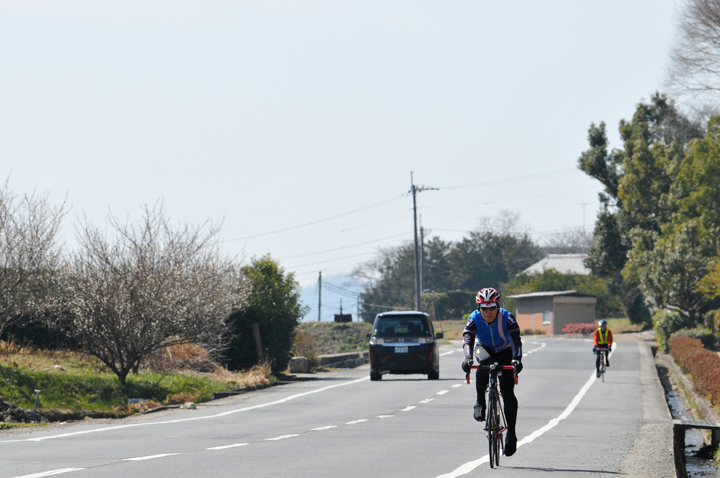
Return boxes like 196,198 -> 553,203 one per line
461,314 -> 476,359
507,312 -> 522,359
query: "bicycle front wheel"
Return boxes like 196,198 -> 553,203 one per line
487,391 -> 498,468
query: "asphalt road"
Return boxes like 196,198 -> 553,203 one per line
0,336 -> 675,478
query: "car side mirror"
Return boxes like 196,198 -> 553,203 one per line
436,333 -> 444,339
366,334 -> 371,340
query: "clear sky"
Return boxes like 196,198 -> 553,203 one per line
1,1 -> 682,300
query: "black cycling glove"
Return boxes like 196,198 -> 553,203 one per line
512,359 -> 523,373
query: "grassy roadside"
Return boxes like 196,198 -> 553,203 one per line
0,343 -> 273,428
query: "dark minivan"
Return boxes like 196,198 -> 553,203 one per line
367,311 -> 443,381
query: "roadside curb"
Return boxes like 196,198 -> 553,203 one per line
619,340 -> 676,478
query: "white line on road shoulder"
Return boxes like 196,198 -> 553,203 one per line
311,426 -> 337,431
346,419 -> 368,425
12,469 -> 85,478
401,406 -> 416,411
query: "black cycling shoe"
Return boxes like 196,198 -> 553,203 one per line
606,360 -> 610,367
473,402 -> 486,422
505,433 -> 517,456
596,370 -> 601,377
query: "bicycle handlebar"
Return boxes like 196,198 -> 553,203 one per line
465,364 -> 518,385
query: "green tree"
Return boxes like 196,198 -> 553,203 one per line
578,93 -> 703,325
224,255 -> 306,372
355,212 -> 543,322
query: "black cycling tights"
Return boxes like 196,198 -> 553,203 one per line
474,346 -> 518,436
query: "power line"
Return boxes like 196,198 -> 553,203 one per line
224,194 -> 404,241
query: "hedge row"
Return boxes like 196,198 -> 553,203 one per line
562,323 -> 597,334
669,335 -> 720,408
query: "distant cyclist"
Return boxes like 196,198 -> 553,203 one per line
461,287 -> 523,457
593,319 -> 613,376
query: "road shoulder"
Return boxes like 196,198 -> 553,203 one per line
619,339 -> 675,478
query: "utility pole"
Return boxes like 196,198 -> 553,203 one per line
409,172 -> 437,311
317,271 -> 322,322
420,222 -> 425,294
579,201 -> 589,232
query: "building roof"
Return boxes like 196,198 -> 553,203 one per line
507,290 -> 599,299
522,253 -> 590,275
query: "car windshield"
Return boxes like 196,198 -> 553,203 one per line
373,316 -> 430,338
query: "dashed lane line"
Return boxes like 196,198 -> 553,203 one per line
123,453 -> 180,462
206,443 -> 248,450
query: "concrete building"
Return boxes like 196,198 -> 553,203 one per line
507,290 -> 598,336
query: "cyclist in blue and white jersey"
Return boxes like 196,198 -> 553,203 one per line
461,287 -> 523,456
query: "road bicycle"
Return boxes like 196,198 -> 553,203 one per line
466,363 -> 518,468
595,346 -> 609,382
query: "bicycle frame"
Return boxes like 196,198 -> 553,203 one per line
466,363 -> 518,468
595,346 -> 608,382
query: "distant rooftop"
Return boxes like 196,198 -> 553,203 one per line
507,290 -> 598,299
523,253 -> 590,275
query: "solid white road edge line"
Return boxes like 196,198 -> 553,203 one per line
435,344 -> 618,478
2,376 -> 370,443
12,469 -> 85,478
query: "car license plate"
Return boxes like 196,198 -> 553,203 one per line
395,346 -> 408,353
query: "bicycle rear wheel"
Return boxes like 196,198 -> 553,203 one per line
487,390 -> 497,468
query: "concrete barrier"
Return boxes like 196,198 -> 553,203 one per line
319,351 -> 369,369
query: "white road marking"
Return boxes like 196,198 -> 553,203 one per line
206,443 -> 248,450
377,415 -> 393,419
311,426 -> 337,431
4,376 -> 370,443
123,453 -> 179,461
451,384 -> 463,388
419,398 -> 433,404
265,434 -> 299,441
346,419 -> 368,425
12,469 -> 85,478
401,406 -> 416,411
523,342 -> 546,356
435,344 -> 619,478
436,390 -> 450,395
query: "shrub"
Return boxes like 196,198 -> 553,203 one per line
521,329 -> 547,336
654,309 -> 692,353
671,327 -> 720,352
562,323 -> 597,335
669,335 -> 720,408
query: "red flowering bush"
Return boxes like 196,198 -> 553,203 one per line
670,335 -> 720,407
562,323 -> 597,335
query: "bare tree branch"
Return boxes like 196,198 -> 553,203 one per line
667,0 -> 720,107
61,202 -> 246,384
0,179 -> 66,338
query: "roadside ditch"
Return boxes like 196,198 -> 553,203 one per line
656,349 -> 720,477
